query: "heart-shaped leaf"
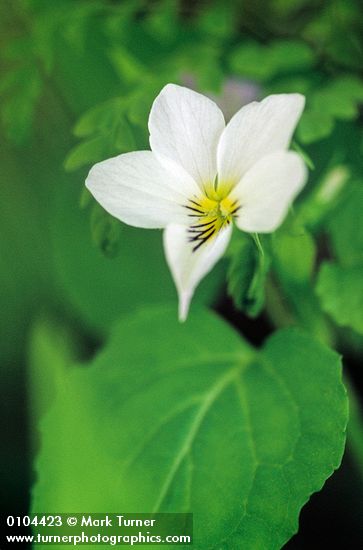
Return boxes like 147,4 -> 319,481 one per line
31,307 -> 347,549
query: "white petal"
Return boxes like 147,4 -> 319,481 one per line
163,223 -> 232,321
217,93 -> 305,184
149,83 -> 225,189
231,151 -> 307,233
86,151 -> 200,229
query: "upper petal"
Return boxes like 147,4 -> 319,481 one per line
149,84 -> 225,189
230,151 -> 307,233
86,151 -> 199,229
163,223 -> 232,321
217,93 -> 305,185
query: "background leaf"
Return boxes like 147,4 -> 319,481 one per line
326,182 -> 363,268
297,110 -> 334,144
316,262 -> 363,335
268,220 -> 331,342
271,223 -> 316,286
229,40 -> 313,81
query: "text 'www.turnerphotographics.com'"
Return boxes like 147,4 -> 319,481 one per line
5,514 -> 193,546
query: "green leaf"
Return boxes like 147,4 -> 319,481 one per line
312,89 -> 357,120
47,14 -> 122,113
32,307 -> 347,549
0,67 -> 42,145
311,77 -> 363,121
267,40 -> 314,72
271,224 -> 316,285
299,165 -> 350,229
191,45 -> 224,93
197,3 -> 236,40
327,182 -> 363,267
90,203 -> 122,258
229,42 -> 272,80
227,234 -> 270,317
28,315 -> 83,419
297,76 -> 363,145
303,2 -> 362,70
269,222 -> 331,343
297,109 -> 334,144
64,135 -> 113,171
108,47 -> 149,86
114,116 -> 136,150
79,187 -> 92,209
70,99 -> 135,171
127,81 -> 169,126
230,40 -> 313,81
266,74 -> 313,96
73,98 -> 124,138
333,76 -> 363,102
144,0 -> 179,44
316,262 -> 363,335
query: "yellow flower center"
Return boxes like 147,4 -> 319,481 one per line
185,184 -> 240,251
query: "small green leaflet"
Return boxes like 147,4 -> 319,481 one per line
226,233 -> 270,317
316,262 -> 363,335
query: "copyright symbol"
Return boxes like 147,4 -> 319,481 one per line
67,517 -> 77,526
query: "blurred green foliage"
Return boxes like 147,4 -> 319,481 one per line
1,0 -> 363,546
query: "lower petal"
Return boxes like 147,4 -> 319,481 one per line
163,223 -> 232,321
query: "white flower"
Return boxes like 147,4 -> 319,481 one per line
86,84 -> 307,321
